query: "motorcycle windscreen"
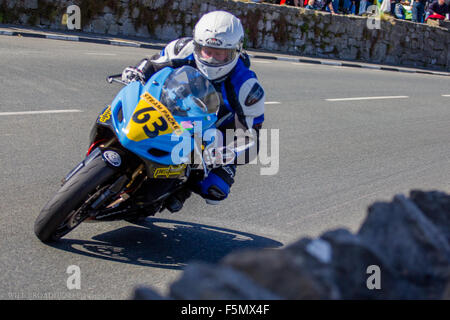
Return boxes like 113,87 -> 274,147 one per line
124,66 -> 220,142
159,66 -> 220,117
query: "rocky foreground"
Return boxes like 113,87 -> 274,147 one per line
133,190 -> 450,300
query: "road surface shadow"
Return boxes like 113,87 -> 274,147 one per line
51,217 -> 283,270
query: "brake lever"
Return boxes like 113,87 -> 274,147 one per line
106,74 -> 128,85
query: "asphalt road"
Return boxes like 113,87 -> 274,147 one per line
0,36 -> 449,299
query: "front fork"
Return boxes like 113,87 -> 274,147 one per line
61,137 -> 118,186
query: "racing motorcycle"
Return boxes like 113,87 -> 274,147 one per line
34,65 -> 236,243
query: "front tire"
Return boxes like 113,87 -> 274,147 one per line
34,154 -> 117,243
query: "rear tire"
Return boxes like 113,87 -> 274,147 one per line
34,155 -> 117,243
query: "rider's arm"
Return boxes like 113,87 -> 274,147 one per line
221,77 -> 265,165
125,38 -> 195,82
231,116 -> 263,165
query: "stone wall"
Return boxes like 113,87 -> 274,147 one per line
133,190 -> 450,300
1,0 -> 449,71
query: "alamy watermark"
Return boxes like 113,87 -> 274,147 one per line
63,5 -> 81,30
366,264 -> 381,290
166,123 -> 280,176
366,5 -> 381,30
7,265 -> 81,299
66,264 -> 81,290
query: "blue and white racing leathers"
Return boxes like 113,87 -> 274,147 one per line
134,37 -> 265,203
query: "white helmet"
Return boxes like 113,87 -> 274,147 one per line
193,11 -> 244,81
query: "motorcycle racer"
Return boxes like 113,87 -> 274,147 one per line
121,11 -> 265,212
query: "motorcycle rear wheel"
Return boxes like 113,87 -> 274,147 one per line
34,154 -> 117,243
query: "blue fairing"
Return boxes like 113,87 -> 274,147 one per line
108,67 -> 218,165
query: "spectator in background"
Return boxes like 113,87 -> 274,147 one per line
426,0 -> 450,19
424,0 -> 434,14
359,0 -> 374,14
340,0 -> 350,13
327,0 -> 342,12
412,0 -> 427,22
341,0 -> 360,13
305,0 -> 322,9
394,0 -> 413,18
306,0 -> 336,11
280,0 -> 301,6
391,0 -> 398,15
394,1 -> 406,17
351,0 -> 361,14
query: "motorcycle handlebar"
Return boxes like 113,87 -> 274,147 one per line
106,74 -> 127,85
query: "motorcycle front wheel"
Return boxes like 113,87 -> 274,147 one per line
34,154 -> 117,243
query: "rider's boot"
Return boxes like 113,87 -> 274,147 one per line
165,188 -> 192,213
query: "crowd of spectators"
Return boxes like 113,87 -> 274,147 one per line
277,0 -> 450,23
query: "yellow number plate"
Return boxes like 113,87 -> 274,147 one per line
125,93 -> 183,142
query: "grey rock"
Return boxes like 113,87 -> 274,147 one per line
443,281 -> 450,299
24,0 -> 38,9
320,229 -> 423,299
222,246 -> 339,299
118,10 -> 130,24
19,13 -> 29,24
82,23 -> 92,33
136,25 -> 150,38
155,24 -> 179,41
121,21 -> 136,36
169,263 -> 280,300
102,6 -> 113,14
184,14 -> 192,25
131,190 -> 449,300
107,23 -> 119,36
385,55 -> 399,65
131,286 -> 167,300
409,190 -> 450,244
358,194 -> 450,298
103,13 -> 115,25
132,7 -> 140,19
92,19 -> 107,34
40,18 -> 50,26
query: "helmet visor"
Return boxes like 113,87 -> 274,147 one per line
194,42 -> 237,67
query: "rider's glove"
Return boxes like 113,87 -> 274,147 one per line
121,66 -> 145,84
192,165 -> 236,204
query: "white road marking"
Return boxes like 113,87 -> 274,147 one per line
110,40 -> 140,47
46,35 -> 79,41
397,69 -> 416,73
442,95 -> 450,97
291,62 -> 322,66
361,65 -> 382,70
326,96 -> 409,102
265,101 -> 281,105
252,60 -> 273,64
276,56 -> 299,62
290,62 -> 342,69
0,50 -> 43,55
321,61 -> 342,66
291,62 -> 382,71
0,109 -> 82,116
84,52 -> 117,56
